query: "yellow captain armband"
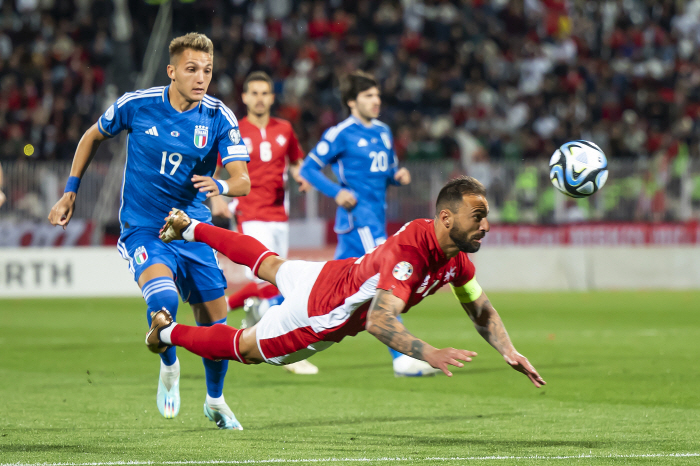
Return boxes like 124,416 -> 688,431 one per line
450,278 -> 482,303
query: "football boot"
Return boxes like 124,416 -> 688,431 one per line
393,354 -> 442,377
204,400 -> 243,430
160,208 -> 192,243
145,308 -> 173,354
156,367 -> 180,419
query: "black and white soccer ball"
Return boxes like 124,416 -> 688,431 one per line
549,140 -> 609,198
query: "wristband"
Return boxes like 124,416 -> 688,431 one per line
214,179 -> 229,195
64,176 -> 81,194
450,278 -> 483,303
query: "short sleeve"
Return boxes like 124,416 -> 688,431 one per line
216,106 -> 250,165
450,253 -> 476,287
306,127 -> 345,168
376,245 -> 429,304
287,127 -> 304,163
97,99 -> 131,138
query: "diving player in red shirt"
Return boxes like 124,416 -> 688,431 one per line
149,176 -> 544,429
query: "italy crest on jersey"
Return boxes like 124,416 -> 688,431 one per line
134,246 -> 148,265
194,125 -> 208,149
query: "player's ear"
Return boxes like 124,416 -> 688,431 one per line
167,64 -> 176,81
439,209 -> 452,229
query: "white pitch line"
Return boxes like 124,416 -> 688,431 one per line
2,453 -> 699,466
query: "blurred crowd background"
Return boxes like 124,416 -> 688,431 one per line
2,0 -> 700,226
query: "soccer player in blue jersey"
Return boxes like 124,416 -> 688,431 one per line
48,33 -> 250,429
300,71 -> 440,377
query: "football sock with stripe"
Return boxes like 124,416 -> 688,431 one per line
196,317 -> 230,398
169,322 -> 248,364
143,277 -> 180,366
192,222 -> 278,277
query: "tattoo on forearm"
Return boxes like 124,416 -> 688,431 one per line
474,305 -> 513,354
368,292 -> 426,360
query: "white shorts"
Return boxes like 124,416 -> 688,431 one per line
254,260 -> 334,365
240,221 -> 289,282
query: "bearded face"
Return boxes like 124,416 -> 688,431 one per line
449,220 -> 482,253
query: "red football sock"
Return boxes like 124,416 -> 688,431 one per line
258,282 -> 281,299
227,282 -> 261,310
194,223 -> 277,276
171,323 -> 248,363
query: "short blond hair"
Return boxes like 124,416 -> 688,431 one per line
169,33 -> 214,64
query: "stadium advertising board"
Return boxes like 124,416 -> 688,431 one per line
0,247 -> 139,298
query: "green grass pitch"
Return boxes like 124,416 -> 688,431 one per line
1,291 -> 699,465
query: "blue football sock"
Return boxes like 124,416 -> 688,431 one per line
143,277 -> 180,366
388,314 -> 405,360
196,317 -> 229,398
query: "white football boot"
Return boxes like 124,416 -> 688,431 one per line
283,359 -> 319,375
393,354 -> 442,377
156,359 -> 181,419
241,297 -> 264,329
204,399 -> 243,430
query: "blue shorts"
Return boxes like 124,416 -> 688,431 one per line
334,226 -> 387,260
118,227 -> 226,304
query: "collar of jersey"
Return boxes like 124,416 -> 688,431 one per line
349,114 -> 374,129
163,85 -> 202,114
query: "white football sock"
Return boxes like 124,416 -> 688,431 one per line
206,393 -> 226,407
160,358 -> 180,391
159,322 -> 177,345
182,219 -> 200,242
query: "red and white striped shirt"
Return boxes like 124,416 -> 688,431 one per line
307,219 -> 476,342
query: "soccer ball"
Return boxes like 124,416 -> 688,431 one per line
549,140 -> 608,198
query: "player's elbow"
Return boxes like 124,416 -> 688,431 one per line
234,175 -> 251,196
365,319 -> 380,337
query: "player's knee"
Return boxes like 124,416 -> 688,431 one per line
257,256 -> 286,285
142,277 -> 180,322
239,327 -> 264,364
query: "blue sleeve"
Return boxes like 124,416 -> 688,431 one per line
301,128 -> 346,199
388,137 -> 401,186
216,105 -> 249,165
97,96 -> 132,138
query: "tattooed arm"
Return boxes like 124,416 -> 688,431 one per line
463,292 -> 546,387
366,289 -> 477,376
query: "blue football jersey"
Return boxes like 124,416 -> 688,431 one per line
301,116 -> 400,235
97,86 -> 249,232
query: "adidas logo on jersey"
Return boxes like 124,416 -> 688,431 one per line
357,138 -> 368,147
145,127 -> 159,136
276,134 -> 287,146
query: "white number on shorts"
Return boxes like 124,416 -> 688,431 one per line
260,141 -> 273,162
160,152 -> 183,176
369,151 -> 388,172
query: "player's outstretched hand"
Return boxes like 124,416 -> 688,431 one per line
335,189 -> 357,210
0,189 -> 5,208
192,175 -> 221,198
394,167 -> 411,185
48,193 -> 76,230
504,352 -> 546,388
425,347 -> 478,377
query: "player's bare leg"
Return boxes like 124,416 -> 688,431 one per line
138,263 -> 181,419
